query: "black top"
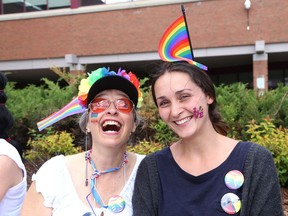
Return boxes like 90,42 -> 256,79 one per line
132,142 -> 284,216
156,142 -> 251,216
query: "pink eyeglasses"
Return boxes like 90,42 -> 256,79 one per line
89,98 -> 134,114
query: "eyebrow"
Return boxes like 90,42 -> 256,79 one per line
175,89 -> 192,95
156,96 -> 166,101
156,88 -> 193,101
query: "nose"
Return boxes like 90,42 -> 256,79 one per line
170,101 -> 183,117
106,101 -> 118,115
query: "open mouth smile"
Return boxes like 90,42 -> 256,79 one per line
174,116 -> 192,125
102,120 -> 121,132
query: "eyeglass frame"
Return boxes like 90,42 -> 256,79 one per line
88,97 -> 135,114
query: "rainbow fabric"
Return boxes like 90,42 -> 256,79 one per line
37,97 -> 86,131
158,16 -> 208,71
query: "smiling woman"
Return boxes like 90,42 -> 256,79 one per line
132,61 -> 284,216
21,67 -> 145,216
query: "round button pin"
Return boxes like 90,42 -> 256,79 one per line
221,193 -> 241,214
107,195 -> 126,213
224,170 -> 244,190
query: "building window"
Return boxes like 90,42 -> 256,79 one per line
218,72 -> 238,85
3,0 -> 25,14
239,71 -> 253,88
48,0 -> 70,9
1,0 -> 71,14
285,69 -> 288,86
0,0 -> 143,14
25,0 -> 47,12
210,67 -> 253,88
269,69 -> 285,89
80,0 -> 104,6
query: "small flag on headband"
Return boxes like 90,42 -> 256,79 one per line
37,97 -> 86,131
158,15 -> 208,71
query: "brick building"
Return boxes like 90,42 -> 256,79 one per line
0,0 -> 287,90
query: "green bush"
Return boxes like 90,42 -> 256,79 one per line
257,84 -> 288,128
216,83 -> 260,139
151,119 -> 178,146
6,79 -> 77,130
128,139 -> 165,155
216,83 -> 288,140
137,88 -> 177,146
246,118 -> 288,187
24,129 -> 82,171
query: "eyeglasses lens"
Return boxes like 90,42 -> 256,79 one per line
90,98 -> 133,113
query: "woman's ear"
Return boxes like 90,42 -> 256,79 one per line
207,95 -> 214,105
132,112 -> 139,132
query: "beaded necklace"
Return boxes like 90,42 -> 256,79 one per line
85,150 -> 128,215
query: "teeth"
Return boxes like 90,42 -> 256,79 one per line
102,120 -> 121,132
175,117 -> 191,125
102,121 -> 120,127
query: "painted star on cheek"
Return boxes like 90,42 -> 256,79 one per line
193,106 -> 204,119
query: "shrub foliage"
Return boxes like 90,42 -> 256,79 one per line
24,129 -> 82,171
246,118 -> 288,187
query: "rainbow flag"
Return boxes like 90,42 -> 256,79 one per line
37,97 -> 86,131
158,16 -> 207,71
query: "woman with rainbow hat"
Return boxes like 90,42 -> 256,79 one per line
132,12 -> 283,215
21,67 -> 145,216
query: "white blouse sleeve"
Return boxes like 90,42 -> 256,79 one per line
32,155 -> 67,208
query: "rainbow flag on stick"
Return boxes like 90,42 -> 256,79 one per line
37,97 -> 86,131
158,7 -> 208,71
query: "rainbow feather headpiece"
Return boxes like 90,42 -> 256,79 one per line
158,15 -> 208,71
78,67 -> 142,108
37,67 -> 142,131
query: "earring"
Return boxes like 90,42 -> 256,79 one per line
85,131 -> 89,187
84,111 -> 90,187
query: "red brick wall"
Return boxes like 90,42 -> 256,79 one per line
0,0 -> 287,61
253,60 -> 268,90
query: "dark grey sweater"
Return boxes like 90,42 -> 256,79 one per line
132,142 -> 284,216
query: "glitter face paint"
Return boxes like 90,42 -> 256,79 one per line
193,106 -> 204,119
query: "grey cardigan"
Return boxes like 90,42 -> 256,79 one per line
132,143 -> 284,216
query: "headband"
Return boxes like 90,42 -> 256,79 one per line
158,14 -> 208,71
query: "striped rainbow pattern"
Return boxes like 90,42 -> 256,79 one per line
158,16 -> 208,71
37,97 -> 86,131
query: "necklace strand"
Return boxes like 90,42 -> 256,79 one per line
86,150 -> 128,209
88,150 -> 128,178
92,162 -> 126,209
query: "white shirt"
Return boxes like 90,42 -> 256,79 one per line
0,139 -> 27,216
32,153 -> 145,216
